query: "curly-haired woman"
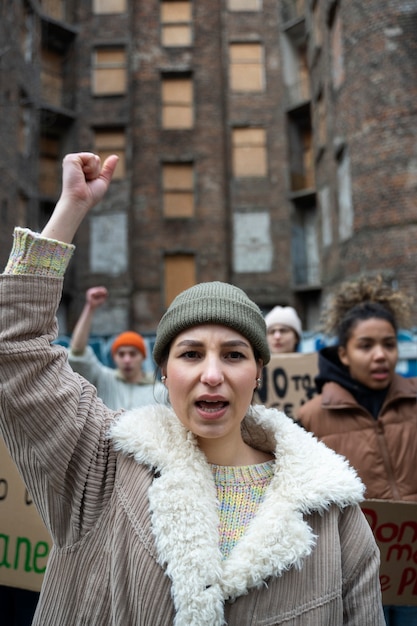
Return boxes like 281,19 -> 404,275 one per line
297,276 -> 417,625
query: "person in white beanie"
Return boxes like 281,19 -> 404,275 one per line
264,306 -> 302,354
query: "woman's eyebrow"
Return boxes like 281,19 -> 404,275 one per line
175,339 -> 250,348
221,340 -> 250,348
175,339 -> 204,347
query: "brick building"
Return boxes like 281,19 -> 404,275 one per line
0,0 -> 416,338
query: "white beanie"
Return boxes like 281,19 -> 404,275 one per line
264,306 -> 302,339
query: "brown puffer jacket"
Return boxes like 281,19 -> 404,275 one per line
297,373 -> 417,501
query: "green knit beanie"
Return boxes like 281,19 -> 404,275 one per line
153,281 -> 270,366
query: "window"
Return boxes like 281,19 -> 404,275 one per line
228,0 -> 261,11
287,113 -> 314,191
161,1 -> 192,47
232,127 -> 267,177
233,211 -> 273,273
41,48 -> 64,107
161,75 -> 193,129
164,254 -> 196,308
93,0 -> 127,13
93,129 -> 126,180
162,163 -> 194,217
92,47 -> 127,96
229,42 -> 264,92
281,34 -> 310,107
39,135 -> 60,197
90,213 -> 128,275
40,0 -> 65,20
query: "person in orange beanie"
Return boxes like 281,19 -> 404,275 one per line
69,286 -> 163,410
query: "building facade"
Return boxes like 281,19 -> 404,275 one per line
0,0 -> 416,337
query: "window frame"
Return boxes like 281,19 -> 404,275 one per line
162,162 -> 195,218
229,41 -> 265,92
161,73 -> 194,129
92,46 -> 127,96
160,0 -> 193,48
93,128 -> 127,180
232,127 -> 268,178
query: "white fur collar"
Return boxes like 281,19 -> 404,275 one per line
110,404 -> 364,626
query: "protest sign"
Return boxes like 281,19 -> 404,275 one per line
0,438 -> 52,592
361,499 -> 417,606
254,352 -> 318,419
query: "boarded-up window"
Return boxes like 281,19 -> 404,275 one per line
41,48 -> 63,107
288,115 -> 314,191
39,136 -> 60,197
164,254 -> 196,308
93,0 -> 127,13
163,163 -> 194,217
94,129 -> 126,180
92,48 -> 127,96
40,0 -> 65,20
228,0 -> 261,10
161,1 -> 192,47
232,127 -> 267,177
162,76 -> 193,129
229,42 -> 264,92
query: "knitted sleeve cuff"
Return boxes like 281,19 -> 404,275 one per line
3,227 -> 75,277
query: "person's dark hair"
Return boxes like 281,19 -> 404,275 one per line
321,275 -> 412,347
337,302 -> 397,347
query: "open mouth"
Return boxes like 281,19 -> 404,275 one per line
196,400 -> 228,413
371,369 -> 389,380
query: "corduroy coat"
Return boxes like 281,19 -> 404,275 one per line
0,274 -> 385,625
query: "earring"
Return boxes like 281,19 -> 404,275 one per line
161,375 -> 166,383
256,377 -> 262,389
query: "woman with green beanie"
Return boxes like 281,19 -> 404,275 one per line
0,153 -> 384,625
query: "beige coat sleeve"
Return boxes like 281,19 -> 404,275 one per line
0,274 -> 118,547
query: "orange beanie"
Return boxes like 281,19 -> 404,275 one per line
111,331 -> 147,358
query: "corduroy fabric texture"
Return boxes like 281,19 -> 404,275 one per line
153,281 -> 270,366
